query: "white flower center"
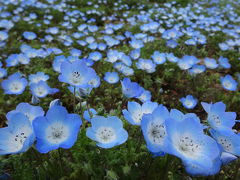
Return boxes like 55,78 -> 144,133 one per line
223,81 -> 232,89
46,123 -> 69,144
35,86 -> 47,96
217,137 -> 233,152
96,127 -> 116,143
71,71 -> 83,85
9,81 -> 23,92
175,135 -> 201,158
147,122 -> 166,145
208,114 -> 221,127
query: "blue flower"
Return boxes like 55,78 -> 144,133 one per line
0,113 -> 35,155
30,81 -> 59,98
130,49 -> 140,60
88,51 -> 102,61
123,101 -> 158,125
1,73 -> 28,95
129,38 -> 144,49
52,55 -> 67,72
218,57 -> 231,69
7,103 -> 44,124
17,54 -> 30,65
201,102 -> 236,135
151,51 -> 166,65
169,109 -> 200,123
136,59 -> 156,73
104,72 -> 119,84
70,48 -> 82,57
165,117 -> 220,170
166,40 -> 178,48
141,105 -> 169,153
220,75 -> 238,91
33,105 -> 82,153
0,31 -> 8,41
86,116 -> 128,148
180,95 -> 198,109
23,31 -> 37,40
29,72 -> 49,84
58,60 -> 97,87
0,68 -> 7,78
83,108 -> 97,122
178,55 -> 199,70
189,65 -> 206,75
121,78 -> 143,98
210,129 -> 240,156
6,54 -> 19,67
204,58 -> 218,69
136,89 -> 152,103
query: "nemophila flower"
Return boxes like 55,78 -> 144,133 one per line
70,48 -> 82,57
77,40 -> 87,46
122,101 -> 158,125
220,75 -> 238,91
178,55 -> 199,70
130,49 -> 141,60
185,38 -> 197,46
120,54 -> 132,66
52,55 -> 67,72
83,108 -> 97,122
204,58 -> 218,69
7,103 -> 44,124
0,31 -> 8,41
189,65 -> 206,75
86,116 -> 128,148
33,105 -> 82,153
166,40 -> 178,48
162,28 -> 182,40
88,42 -> 98,50
219,43 -> 229,51
165,117 -> 220,170
166,53 -> 179,63
88,51 -> 102,61
98,43 -> 107,51
180,95 -> 198,109
151,51 -> 166,65
58,60 -> 97,87
210,129 -> 240,156
218,57 -> 231,69
17,54 -> 30,65
0,113 -> 35,155
136,59 -> 156,73
29,72 -> 49,84
169,109 -> 200,124
136,89 -> 152,103
106,50 -> 119,63
49,99 -> 62,108
129,38 -> 144,49
0,68 -> 7,78
104,72 -> 119,84
141,105 -> 170,153
121,78 -> 143,98
2,73 -> 28,95
201,102 -> 236,135
23,31 -> 37,40
6,54 -> 19,67
121,66 -> 134,76
30,81 -> 59,98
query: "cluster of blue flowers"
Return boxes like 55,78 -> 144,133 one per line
0,0 -> 240,177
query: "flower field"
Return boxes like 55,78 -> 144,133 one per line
0,0 -> 240,179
